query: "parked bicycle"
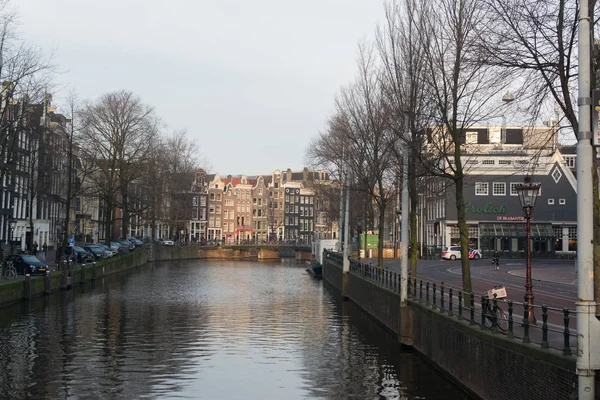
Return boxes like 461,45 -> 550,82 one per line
3,260 -> 16,280
483,285 -> 507,331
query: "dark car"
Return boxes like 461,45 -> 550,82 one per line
71,246 -> 94,263
128,237 -> 143,246
84,246 -> 109,260
118,239 -> 135,251
5,254 -> 48,275
110,241 -> 128,255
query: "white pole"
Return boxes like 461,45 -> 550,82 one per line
400,145 -> 409,304
338,149 -> 345,251
577,0 -> 596,397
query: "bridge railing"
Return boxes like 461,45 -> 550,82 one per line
407,277 -> 576,355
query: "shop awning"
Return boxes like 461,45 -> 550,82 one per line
479,223 -> 554,238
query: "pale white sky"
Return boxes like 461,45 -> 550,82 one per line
17,0 -> 385,175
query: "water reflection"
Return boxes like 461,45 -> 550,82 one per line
0,260 -> 468,399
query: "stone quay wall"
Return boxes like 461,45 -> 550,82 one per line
0,248 -> 148,308
321,256 -> 578,400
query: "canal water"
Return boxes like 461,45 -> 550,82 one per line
0,260 -> 469,399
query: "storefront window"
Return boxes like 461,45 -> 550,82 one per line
568,227 -> 577,251
554,227 -> 563,252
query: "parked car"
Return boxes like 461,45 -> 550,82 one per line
96,244 -> 116,257
159,238 -> 174,246
5,254 -> 48,275
441,246 -> 482,260
71,246 -> 94,263
118,239 -> 135,251
110,241 -> 128,255
127,237 -> 143,246
84,245 -> 109,260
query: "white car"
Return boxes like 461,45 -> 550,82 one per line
161,239 -> 174,246
441,246 -> 482,260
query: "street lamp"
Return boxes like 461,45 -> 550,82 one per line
501,91 -> 515,144
515,175 -> 541,324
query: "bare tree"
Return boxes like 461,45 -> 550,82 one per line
416,0 -> 511,292
334,45 -> 397,268
377,0 -> 433,278
78,91 -> 159,244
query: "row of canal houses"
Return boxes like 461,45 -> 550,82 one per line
189,168 -> 336,244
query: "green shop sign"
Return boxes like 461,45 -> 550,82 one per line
464,201 -> 506,214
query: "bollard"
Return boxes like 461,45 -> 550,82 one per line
24,274 -> 31,300
541,305 -> 549,348
458,290 -> 463,319
432,283 -> 437,309
81,264 -> 86,284
44,272 -> 51,295
419,280 -> 423,301
508,300 -> 514,338
92,262 -> 98,281
522,303 -> 531,343
470,293 -> 475,324
448,288 -> 453,316
562,308 -> 572,356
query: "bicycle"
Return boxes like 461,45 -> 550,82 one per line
3,261 -> 16,280
483,285 -> 507,331
491,256 -> 500,270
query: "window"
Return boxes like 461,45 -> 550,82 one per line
192,197 -> 198,206
482,160 -> 495,165
498,160 -> 512,165
548,198 -> 554,205
465,131 -> 478,144
225,199 -> 233,206
216,194 -> 221,201
200,197 -> 206,206
559,198 -> 566,205
509,182 -> 520,196
210,193 -> 215,201
475,182 -> 488,196
492,182 -> 506,196
564,156 -> 576,168
192,208 -> 198,220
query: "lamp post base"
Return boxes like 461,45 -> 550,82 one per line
525,293 -> 537,325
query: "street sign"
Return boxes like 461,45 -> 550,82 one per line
593,90 -> 600,146
69,236 -> 75,247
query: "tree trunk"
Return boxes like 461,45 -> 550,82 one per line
455,174 -> 472,293
377,199 -> 386,268
105,201 -> 113,245
409,164 -> 418,278
121,188 -> 129,239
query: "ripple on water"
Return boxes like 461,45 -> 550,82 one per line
0,260 -> 469,400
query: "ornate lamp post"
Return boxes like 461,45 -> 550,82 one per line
515,176 -> 541,324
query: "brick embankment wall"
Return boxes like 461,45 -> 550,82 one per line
321,254 -> 579,400
347,273 -> 400,335
0,249 -> 148,308
410,300 -> 577,400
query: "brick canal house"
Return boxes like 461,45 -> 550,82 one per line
418,125 -> 577,258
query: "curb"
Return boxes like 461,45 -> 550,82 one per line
506,270 -> 576,286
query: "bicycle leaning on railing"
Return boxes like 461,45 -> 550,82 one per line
483,285 -> 508,331
3,260 -> 16,280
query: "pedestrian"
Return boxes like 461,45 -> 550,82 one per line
33,241 -> 38,256
492,250 -> 500,270
42,242 -> 47,257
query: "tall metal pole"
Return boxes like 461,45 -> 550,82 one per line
400,146 -> 409,304
338,149 -> 345,252
577,0 -> 596,397
343,176 -> 350,273
524,210 -> 536,324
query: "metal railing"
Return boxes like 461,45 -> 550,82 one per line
407,277 -> 576,355
349,259 -> 401,293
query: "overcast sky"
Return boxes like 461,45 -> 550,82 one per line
17,0 -> 385,176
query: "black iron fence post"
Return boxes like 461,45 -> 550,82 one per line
523,303 -> 531,343
541,305 -> 549,348
563,308 -> 572,356
458,290 -> 463,320
470,293 -> 475,325
448,287 -> 453,316
508,300 -> 514,338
